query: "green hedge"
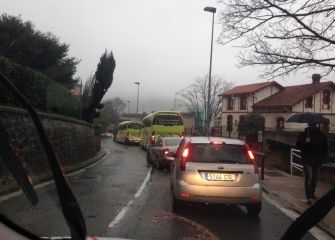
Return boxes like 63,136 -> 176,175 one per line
0,57 -> 80,118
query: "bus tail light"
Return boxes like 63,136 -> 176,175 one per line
150,131 -> 156,145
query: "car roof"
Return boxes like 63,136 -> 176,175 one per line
185,136 -> 245,145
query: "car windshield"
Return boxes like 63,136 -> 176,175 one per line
164,138 -> 181,147
190,143 -> 248,164
0,1 -> 334,240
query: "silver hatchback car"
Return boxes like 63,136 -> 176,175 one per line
170,136 -> 262,215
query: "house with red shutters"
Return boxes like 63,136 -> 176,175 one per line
219,74 -> 335,138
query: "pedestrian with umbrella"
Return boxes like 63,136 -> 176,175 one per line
287,112 -> 328,205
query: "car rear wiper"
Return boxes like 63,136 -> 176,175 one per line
0,72 -> 87,239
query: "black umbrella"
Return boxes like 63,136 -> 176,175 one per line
286,112 -> 329,124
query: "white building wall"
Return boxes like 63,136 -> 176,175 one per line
292,101 -> 303,112
320,88 -> 332,114
332,89 -> 335,113
291,90 -> 335,114
247,95 -> 254,112
221,85 -> 283,137
315,92 -> 321,112
260,112 -> 306,131
221,85 -> 335,135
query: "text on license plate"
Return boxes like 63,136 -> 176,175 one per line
205,173 -> 236,181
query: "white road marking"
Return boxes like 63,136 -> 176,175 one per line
134,167 -> 152,198
108,199 -> 135,228
108,167 -> 152,228
263,194 -> 333,240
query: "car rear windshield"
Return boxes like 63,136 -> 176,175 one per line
189,143 -> 249,164
153,115 -> 183,126
128,123 -> 142,129
165,138 -> 181,146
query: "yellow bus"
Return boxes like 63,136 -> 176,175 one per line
115,121 -> 142,144
140,111 -> 184,149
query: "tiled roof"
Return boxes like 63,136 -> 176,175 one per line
253,81 -> 335,108
219,81 -> 283,96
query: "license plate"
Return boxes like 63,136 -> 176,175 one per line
205,173 -> 236,181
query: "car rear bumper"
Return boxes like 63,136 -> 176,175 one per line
160,157 -> 174,166
174,180 -> 262,204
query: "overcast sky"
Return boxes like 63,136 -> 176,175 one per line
1,0 -> 316,113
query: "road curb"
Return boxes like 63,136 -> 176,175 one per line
0,149 -> 107,199
262,186 -> 335,239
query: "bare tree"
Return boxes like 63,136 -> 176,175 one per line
177,75 -> 232,129
104,97 -> 127,124
217,0 -> 335,78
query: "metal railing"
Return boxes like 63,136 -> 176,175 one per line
290,148 -> 335,176
290,148 -> 303,175
323,161 -> 335,168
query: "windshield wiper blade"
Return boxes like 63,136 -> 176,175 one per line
282,187 -> 335,239
0,121 -> 38,206
0,72 -> 87,239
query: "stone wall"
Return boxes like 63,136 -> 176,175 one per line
0,106 -> 96,181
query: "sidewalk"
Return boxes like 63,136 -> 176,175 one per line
262,168 -> 335,237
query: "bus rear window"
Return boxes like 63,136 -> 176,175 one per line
128,123 -> 142,129
153,115 -> 183,126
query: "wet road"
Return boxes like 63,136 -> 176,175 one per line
0,139 -> 320,239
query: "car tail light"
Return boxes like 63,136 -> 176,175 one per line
246,145 -> 258,174
248,150 -> 255,160
250,195 -> 259,202
182,148 -> 189,157
150,131 -> 155,144
179,143 -> 190,171
163,148 -> 169,155
180,193 -> 191,198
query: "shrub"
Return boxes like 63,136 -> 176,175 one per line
0,57 -> 80,118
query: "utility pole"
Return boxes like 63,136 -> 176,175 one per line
134,82 -> 140,113
204,6 -> 216,136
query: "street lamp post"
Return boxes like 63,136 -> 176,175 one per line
126,100 -> 130,114
204,6 -> 216,136
134,82 -> 140,113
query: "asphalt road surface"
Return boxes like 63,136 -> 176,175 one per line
0,139 -> 324,240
